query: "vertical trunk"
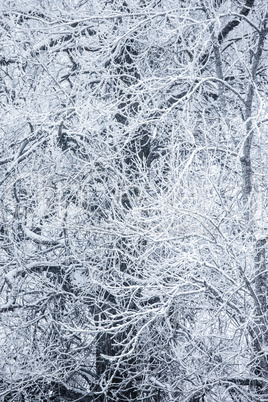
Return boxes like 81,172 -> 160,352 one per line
239,17 -> 268,394
253,239 -> 268,382
94,289 -> 139,401
93,13 -> 143,397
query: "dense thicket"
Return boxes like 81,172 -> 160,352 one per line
0,1 -> 267,401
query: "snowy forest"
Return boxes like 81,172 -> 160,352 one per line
0,0 -> 267,401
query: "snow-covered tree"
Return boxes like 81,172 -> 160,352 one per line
0,0 -> 267,400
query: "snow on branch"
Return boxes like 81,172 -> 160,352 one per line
24,228 -> 65,246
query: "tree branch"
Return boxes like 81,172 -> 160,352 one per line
218,0 -> 255,44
